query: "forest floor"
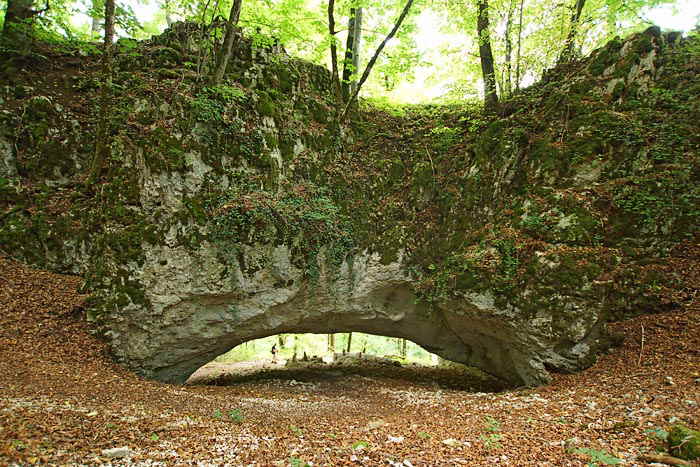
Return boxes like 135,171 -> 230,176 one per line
1,255 -> 699,466
188,356 -> 506,392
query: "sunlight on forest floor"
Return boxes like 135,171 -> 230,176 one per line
214,332 -> 440,366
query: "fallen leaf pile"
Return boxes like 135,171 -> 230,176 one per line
1,255 -> 698,466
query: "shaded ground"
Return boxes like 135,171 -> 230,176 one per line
1,255 -> 699,466
189,357 -> 507,392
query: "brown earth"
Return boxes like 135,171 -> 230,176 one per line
1,255 -> 699,466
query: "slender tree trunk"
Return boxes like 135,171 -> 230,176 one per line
87,0 -> 115,185
91,16 -> 100,35
400,339 -> 407,358
345,333 -> 352,353
341,7 -> 362,101
559,0 -> 586,64
515,0 -> 524,91
504,0 -> 516,96
339,0 -> 414,121
327,0 -> 343,103
211,0 -> 243,85
477,0 -> 499,112
103,0 -> 115,46
327,334 -> 335,353
164,0 -> 174,27
90,0 -> 101,36
2,0 -> 36,49
351,8 -> 362,95
278,334 -> 286,348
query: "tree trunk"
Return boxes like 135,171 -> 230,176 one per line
327,334 -> 335,353
341,7 -> 362,101
164,0 -> 174,28
2,0 -> 36,49
89,0 -> 101,36
515,0 -> 524,91
476,0 -> 499,112
87,0 -> 116,185
211,0 -> 243,85
559,0 -> 586,64
345,333 -> 352,353
339,0 -> 414,121
400,339 -> 407,358
504,0 -> 516,96
91,16 -> 100,35
277,334 -> 286,348
103,0 -> 115,47
327,0 -> 343,103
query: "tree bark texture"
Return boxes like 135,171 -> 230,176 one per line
103,0 -> 115,47
87,0 -> 116,185
327,0 -> 343,103
2,0 -> 36,49
341,7 -> 362,101
504,0 -> 516,96
515,0 -> 524,90
559,0 -> 586,64
211,0 -> 243,85
477,0 -> 499,112
340,0 -> 414,121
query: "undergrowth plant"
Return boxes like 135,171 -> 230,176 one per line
207,173 -> 355,281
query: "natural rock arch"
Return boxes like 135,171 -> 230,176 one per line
2,27 -> 692,390
107,245 -> 609,387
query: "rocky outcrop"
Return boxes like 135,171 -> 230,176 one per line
0,26 -> 697,387
107,240 -> 608,386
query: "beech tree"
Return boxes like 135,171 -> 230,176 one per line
211,0 -> 243,85
502,0 -> 516,95
559,0 -> 587,63
515,0 -> 524,90
87,0 -> 116,184
1,0 -> 44,49
1,0 -> 683,103
341,6 -> 362,101
104,0 -> 115,45
335,0 -> 416,119
476,0 -> 498,111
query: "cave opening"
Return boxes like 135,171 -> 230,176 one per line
186,332 -> 507,392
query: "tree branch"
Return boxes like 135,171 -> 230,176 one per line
339,0 -> 415,121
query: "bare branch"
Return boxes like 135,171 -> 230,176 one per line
339,0 -> 415,121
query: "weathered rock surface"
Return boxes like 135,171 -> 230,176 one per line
108,242 -> 607,386
0,25 -> 697,387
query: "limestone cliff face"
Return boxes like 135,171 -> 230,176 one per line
1,26 -> 697,386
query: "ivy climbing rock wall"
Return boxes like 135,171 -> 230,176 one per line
0,25 -> 697,387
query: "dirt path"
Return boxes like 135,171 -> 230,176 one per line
1,256 -> 698,466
